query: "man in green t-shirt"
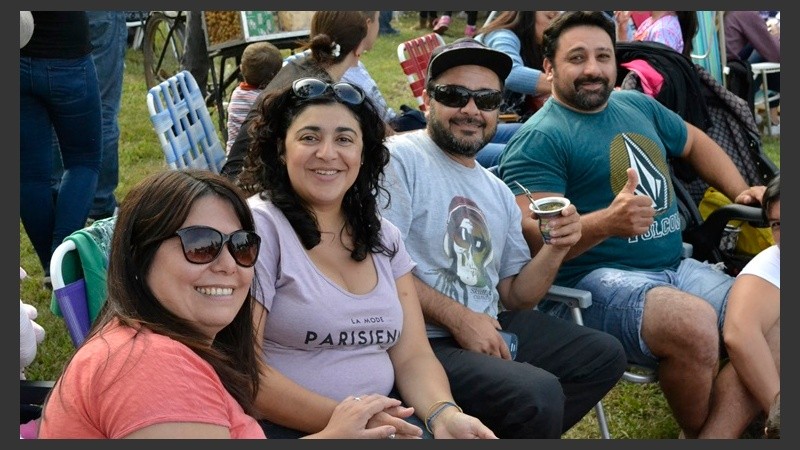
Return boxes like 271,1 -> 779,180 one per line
499,11 -> 767,439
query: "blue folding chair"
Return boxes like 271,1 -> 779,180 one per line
146,70 -> 226,173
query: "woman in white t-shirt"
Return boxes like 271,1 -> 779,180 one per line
722,172 -> 780,435
239,78 -> 496,440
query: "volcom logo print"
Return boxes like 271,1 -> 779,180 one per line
610,132 -> 672,214
609,133 -> 680,244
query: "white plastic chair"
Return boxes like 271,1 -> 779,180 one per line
146,70 -> 226,173
751,62 -> 780,136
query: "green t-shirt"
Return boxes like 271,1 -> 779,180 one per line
499,90 -> 687,287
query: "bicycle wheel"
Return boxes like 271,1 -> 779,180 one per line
143,12 -> 186,88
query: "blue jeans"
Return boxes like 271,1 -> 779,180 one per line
379,11 -> 397,34
476,122 -> 523,168
20,54 -> 102,273
87,11 -> 127,218
539,258 -> 733,369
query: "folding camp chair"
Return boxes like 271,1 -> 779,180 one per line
540,285 -> 613,439
125,11 -> 148,50
20,218 -> 117,433
541,201 -> 765,438
49,216 -> 117,347
146,70 -> 226,173
397,33 -> 446,111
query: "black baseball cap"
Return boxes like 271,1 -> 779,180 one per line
426,37 -> 513,85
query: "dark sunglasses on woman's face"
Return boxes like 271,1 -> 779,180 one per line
173,226 -> 261,268
429,85 -> 503,111
292,77 -> 366,105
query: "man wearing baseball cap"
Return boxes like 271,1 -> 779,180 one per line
379,38 -> 626,438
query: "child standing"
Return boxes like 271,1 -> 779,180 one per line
225,41 -> 282,154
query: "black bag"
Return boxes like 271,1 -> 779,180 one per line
725,57 -> 755,118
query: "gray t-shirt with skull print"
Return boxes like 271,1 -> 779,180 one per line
380,130 -> 531,338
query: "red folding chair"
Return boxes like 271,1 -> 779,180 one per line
397,33 -> 446,112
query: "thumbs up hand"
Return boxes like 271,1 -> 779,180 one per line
607,168 -> 656,237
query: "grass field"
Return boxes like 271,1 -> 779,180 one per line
20,11 -> 780,439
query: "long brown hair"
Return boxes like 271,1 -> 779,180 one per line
675,11 -> 698,58
304,11 -> 377,66
479,11 -> 545,70
47,170 -> 262,418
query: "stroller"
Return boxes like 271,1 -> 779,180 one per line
615,41 -> 777,275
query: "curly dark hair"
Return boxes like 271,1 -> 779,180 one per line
239,81 -> 395,262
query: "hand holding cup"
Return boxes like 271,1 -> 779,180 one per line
530,197 -> 571,244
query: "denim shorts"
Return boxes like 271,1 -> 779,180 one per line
548,259 -> 733,369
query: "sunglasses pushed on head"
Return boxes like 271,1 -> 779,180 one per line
292,77 -> 365,105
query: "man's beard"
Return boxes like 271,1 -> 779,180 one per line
427,105 -> 496,158
562,76 -> 613,111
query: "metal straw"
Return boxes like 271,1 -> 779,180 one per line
513,180 -> 535,205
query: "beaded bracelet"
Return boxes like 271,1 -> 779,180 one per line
425,401 -> 462,434
424,400 -> 452,422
